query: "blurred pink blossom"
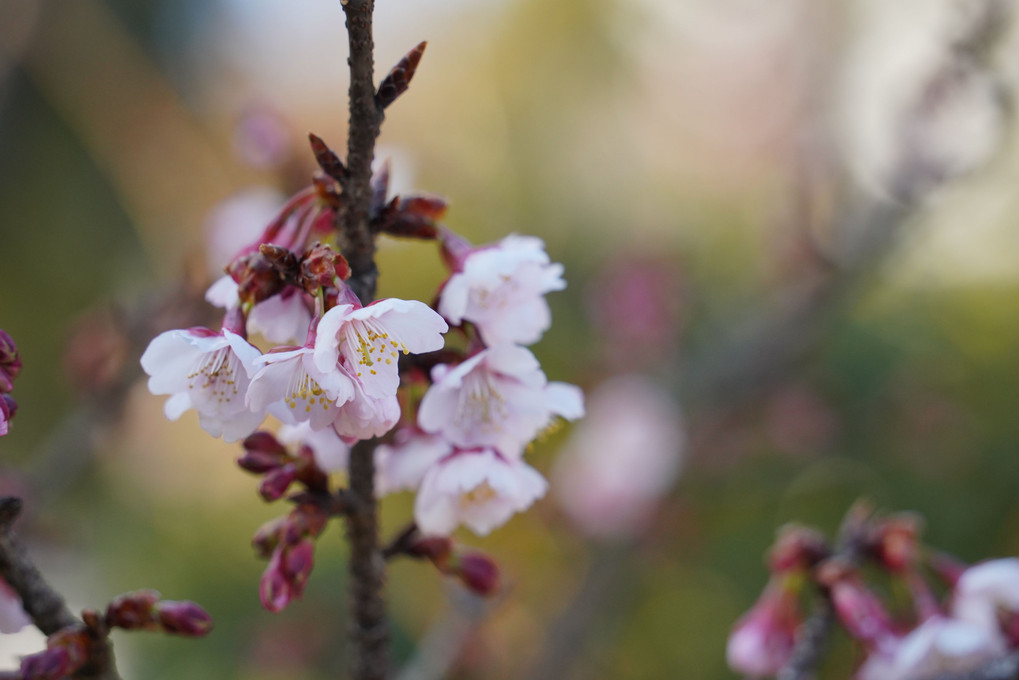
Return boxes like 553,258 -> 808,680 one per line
552,374 -> 682,539
727,579 -> 801,678
856,616 -> 1005,680
953,558 -> 1019,635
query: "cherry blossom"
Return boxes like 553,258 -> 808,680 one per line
375,429 -> 451,495
140,328 -> 265,442
330,378 -> 403,440
0,576 -> 31,634
552,374 -> 683,539
856,616 -> 1006,680
313,298 -> 448,401
206,277 -> 312,345
414,447 -> 548,536
417,345 -> 583,455
952,558 -> 1019,633
247,346 -> 354,432
438,234 -> 566,346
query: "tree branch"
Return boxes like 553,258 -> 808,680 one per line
0,497 -> 121,680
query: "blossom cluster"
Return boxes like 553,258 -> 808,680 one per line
140,146 -> 583,608
727,506 -> 1019,679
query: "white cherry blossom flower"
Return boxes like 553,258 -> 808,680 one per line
438,234 -> 565,346
313,298 -> 448,401
375,429 -> 452,495
856,616 -> 1005,680
417,345 -> 584,456
140,328 -> 265,441
205,276 -> 312,345
247,346 -> 354,431
414,448 -> 547,536
331,379 -> 402,440
953,558 -> 1019,633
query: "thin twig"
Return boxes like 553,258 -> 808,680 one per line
0,497 -> 121,680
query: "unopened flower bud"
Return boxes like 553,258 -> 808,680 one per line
0,330 -> 21,392
769,524 -> 829,573
818,560 -> 897,651
155,600 -> 213,637
0,395 -> 16,436
726,577 -> 802,678
259,463 -> 299,502
287,503 -> 329,541
252,516 -> 287,558
259,547 -> 292,613
105,589 -> 160,630
238,432 -> 290,473
282,539 -> 315,597
22,628 -> 89,680
450,552 -> 499,596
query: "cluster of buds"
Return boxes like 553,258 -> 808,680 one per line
386,531 -> 499,596
239,430 -> 335,612
0,330 -> 21,437
728,503 -> 1019,679
17,590 -> 210,680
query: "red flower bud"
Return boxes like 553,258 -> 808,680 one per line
155,600 -> 213,637
298,242 -> 350,294
870,514 -> 923,573
818,560 -> 897,651
105,589 -> 160,630
259,463 -> 299,502
22,628 -> 89,680
0,330 -> 21,392
452,552 -> 499,596
282,539 -> 315,598
727,578 -> 801,677
259,548 -> 292,613
769,524 -> 829,573
238,432 -> 290,473
226,251 -> 287,306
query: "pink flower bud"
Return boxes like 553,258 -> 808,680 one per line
870,514 -> 922,573
281,539 -> 315,598
726,579 -> 801,678
22,629 -> 89,680
818,561 -> 897,651
259,463 -> 299,501
155,600 -> 213,637
105,589 -> 160,630
451,552 -> 499,596
260,548 -> 293,613
0,330 -> 21,392
240,432 -> 289,473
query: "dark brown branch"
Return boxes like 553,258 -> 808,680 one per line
0,497 -> 121,680
776,598 -> 835,680
340,0 -> 383,307
344,439 -> 388,680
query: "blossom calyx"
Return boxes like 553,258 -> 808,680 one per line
226,251 -> 287,306
105,589 -> 161,630
298,242 -> 351,294
768,524 -> 830,573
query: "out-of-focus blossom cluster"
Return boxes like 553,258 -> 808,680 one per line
728,505 -> 1019,679
0,330 -> 22,437
140,136 -> 583,609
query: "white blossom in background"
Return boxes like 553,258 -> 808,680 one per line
856,616 -> 1006,680
439,235 -> 566,347
417,345 -> 583,456
414,448 -> 547,536
140,328 -> 265,442
952,558 -> 1019,633
553,374 -> 683,539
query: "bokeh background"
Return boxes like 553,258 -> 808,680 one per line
3,0 -> 1019,677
